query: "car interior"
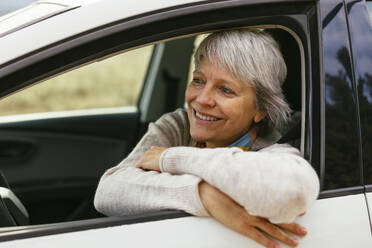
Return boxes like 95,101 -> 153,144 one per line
0,27 -> 302,228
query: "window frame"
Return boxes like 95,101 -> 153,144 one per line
345,0 -> 372,191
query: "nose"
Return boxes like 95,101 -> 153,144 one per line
196,85 -> 216,107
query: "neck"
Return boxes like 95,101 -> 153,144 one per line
250,124 -> 258,143
205,125 -> 259,148
205,142 -> 222,148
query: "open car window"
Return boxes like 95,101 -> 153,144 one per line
0,46 -> 153,117
0,1 -> 334,244
0,28 -> 305,225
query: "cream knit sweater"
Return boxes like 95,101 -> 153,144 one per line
94,109 -> 319,224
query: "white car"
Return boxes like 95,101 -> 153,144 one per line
0,0 -> 371,247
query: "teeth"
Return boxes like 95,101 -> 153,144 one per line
195,111 -> 219,121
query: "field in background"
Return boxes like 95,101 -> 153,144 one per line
0,46 -> 153,116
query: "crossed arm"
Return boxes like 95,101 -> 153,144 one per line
94,110 -> 319,248
134,145 -> 318,248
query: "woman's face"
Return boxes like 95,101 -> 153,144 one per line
186,58 -> 265,148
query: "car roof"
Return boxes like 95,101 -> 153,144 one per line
0,0 -> 202,65
0,0 -> 318,67
0,1 -> 83,38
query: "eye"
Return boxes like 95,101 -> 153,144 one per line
191,77 -> 204,86
219,86 -> 234,95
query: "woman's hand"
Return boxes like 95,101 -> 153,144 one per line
199,181 -> 307,248
135,146 -> 167,172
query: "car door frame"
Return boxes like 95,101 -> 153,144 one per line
343,0 -> 372,230
0,0 -> 337,242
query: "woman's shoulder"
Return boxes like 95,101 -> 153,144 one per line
161,108 -> 188,120
257,143 -> 301,155
153,108 -> 191,146
155,108 -> 188,129
252,128 -> 281,151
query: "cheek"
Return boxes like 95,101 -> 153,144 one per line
185,86 -> 196,103
185,86 -> 191,102
224,99 -> 255,125
221,98 -> 244,115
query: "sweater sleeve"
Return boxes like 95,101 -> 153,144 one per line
159,144 -> 320,224
94,109 -> 209,217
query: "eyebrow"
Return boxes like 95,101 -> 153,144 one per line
193,69 -> 244,91
192,70 -> 202,76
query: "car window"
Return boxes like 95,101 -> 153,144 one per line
0,46 -> 153,116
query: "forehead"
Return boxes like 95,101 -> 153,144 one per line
195,58 -> 232,77
195,58 -> 248,87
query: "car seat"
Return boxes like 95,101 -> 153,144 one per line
267,28 -> 302,148
0,170 -> 29,227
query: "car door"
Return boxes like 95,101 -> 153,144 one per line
0,0 -> 371,246
313,0 -> 372,244
345,0 -> 372,225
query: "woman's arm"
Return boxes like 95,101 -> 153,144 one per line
94,165 -> 208,216
199,181 -> 306,248
136,147 -> 308,247
94,109 -> 209,217
158,144 -> 319,224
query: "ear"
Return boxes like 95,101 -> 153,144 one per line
253,110 -> 267,123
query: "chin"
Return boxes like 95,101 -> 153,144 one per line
190,131 -> 209,143
191,135 -> 207,143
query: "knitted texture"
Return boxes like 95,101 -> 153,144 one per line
95,109 -> 319,223
160,144 -> 319,223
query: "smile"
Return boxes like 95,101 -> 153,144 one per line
194,109 -> 221,121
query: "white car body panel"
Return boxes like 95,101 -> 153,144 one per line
1,194 -> 371,248
0,0 -> 201,65
0,2 -> 70,37
367,192 -> 372,227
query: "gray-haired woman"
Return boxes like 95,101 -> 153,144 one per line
94,29 -> 319,248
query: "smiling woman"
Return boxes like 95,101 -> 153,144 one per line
94,29 -> 319,248
187,58 -> 262,148
186,30 -> 290,148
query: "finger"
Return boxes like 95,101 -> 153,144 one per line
257,220 -> 298,247
277,223 -> 307,236
240,226 -> 280,248
134,160 -> 141,168
135,157 -> 146,169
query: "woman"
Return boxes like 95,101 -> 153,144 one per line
94,29 -> 319,248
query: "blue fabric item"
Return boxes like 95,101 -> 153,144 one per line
228,131 -> 252,149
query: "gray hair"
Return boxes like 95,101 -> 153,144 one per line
194,29 -> 291,131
